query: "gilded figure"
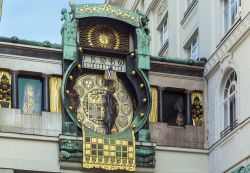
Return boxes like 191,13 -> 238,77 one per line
22,84 -> 35,114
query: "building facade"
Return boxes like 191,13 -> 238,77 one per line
106,0 -> 250,173
0,0 -> 249,173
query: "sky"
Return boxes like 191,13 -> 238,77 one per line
0,0 -> 105,44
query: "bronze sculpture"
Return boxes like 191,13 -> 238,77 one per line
103,67 -> 117,134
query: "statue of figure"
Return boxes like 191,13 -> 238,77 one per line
175,96 -> 184,126
23,84 -> 35,114
0,74 -> 11,108
192,96 -> 203,126
61,8 -> 76,46
104,80 -> 117,134
61,8 -> 72,24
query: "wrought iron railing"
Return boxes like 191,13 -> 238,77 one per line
220,120 -> 238,138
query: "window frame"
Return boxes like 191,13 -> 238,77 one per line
220,71 -> 238,137
160,15 -> 169,46
185,34 -> 199,60
223,0 -> 241,34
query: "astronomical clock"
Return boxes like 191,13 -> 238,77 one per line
60,3 -> 152,172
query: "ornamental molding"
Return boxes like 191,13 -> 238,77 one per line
74,5 -> 140,27
0,53 -> 62,65
156,0 -> 168,23
219,52 -> 233,73
204,12 -> 250,76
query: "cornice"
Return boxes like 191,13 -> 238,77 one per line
204,12 -> 250,76
0,53 -> 62,65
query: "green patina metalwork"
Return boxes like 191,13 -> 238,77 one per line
63,122 -> 78,136
60,139 -> 83,161
151,55 -> 206,66
59,138 -> 156,168
61,8 -> 77,60
231,164 -> 250,173
136,15 -> 151,70
0,36 -> 62,49
130,68 -> 152,133
73,4 -> 140,27
138,129 -> 150,142
136,146 -> 155,168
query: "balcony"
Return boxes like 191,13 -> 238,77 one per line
150,122 -> 205,149
0,108 -> 62,136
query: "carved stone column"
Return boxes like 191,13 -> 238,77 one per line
185,90 -> 192,125
11,70 -> 19,109
158,87 -> 164,122
43,74 -> 50,112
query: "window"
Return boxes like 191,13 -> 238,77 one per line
221,71 -> 237,136
186,35 -> 199,60
160,16 -> 168,46
190,37 -> 199,60
224,0 -> 241,33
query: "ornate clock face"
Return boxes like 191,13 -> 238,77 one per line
73,74 -> 134,134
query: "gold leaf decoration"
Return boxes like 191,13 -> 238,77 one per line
79,18 -> 129,52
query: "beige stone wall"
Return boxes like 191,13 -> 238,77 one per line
0,133 -> 60,172
154,147 -> 208,173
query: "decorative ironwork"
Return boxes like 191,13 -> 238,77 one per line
79,18 -> 129,52
220,120 -> 238,138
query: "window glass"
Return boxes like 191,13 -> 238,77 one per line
161,17 -> 168,46
191,39 -> 199,60
229,96 -> 236,123
224,102 -> 229,127
224,0 -> 240,33
229,84 -> 235,94
224,88 -> 228,99
225,80 -> 230,89
223,71 -> 237,130
18,77 -> 42,115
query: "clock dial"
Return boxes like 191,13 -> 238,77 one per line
73,74 -> 134,134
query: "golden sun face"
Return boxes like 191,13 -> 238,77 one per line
98,33 -> 109,46
79,18 -> 129,52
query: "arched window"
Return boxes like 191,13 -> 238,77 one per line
222,71 -> 237,134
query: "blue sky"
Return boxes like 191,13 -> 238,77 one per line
0,0 -> 105,44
